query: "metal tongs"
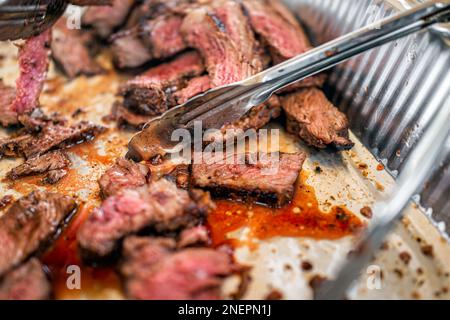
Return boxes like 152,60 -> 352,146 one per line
127,0 -> 450,161
0,0 -> 67,41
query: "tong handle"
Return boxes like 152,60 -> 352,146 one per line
248,0 -> 450,103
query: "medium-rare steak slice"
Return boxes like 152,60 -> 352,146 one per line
111,102 -> 152,130
111,14 -> 186,69
120,236 -> 234,300
99,158 -> 149,198
120,51 -> 205,116
243,0 -> 325,89
192,152 -> 306,206
15,121 -> 106,159
173,75 -> 211,104
243,0 -> 310,63
178,225 -> 210,248
110,29 -> 153,69
0,81 -> 18,127
282,88 -> 354,150
0,191 -> 77,276
181,8 -> 253,87
12,30 -> 51,115
213,0 -> 264,73
82,0 -> 135,38
52,18 -> 104,79
0,258 -> 51,300
7,150 -> 70,181
77,179 -> 214,259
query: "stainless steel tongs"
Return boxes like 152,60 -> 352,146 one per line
127,0 -> 450,161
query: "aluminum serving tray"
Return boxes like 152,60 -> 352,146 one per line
0,0 -> 449,300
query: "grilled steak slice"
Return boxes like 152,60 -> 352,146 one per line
77,179 -> 214,259
7,150 -> 70,180
243,0 -> 310,63
0,259 -> 50,300
213,0 -> 263,73
173,75 -> 211,104
192,152 -> 306,206
99,158 -> 149,198
111,103 -> 152,130
0,191 -> 77,276
111,29 -> 153,69
220,96 -> 281,133
181,8 -> 253,87
120,236 -> 234,300
111,14 -> 186,69
282,88 -> 354,149
14,121 -> 106,159
12,30 -> 51,115
0,81 -> 17,127
140,15 -> 187,60
82,0 -> 135,38
243,0 -> 324,89
52,18 -> 103,79
120,51 -> 204,115
0,134 -> 32,159
178,225 -> 209,248
148,159 -> 190,189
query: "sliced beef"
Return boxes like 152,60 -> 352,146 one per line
12,30 -> 51,115
243,0 -> 310,63
173,75 -> 211,104
111,14 -> 186,69
181,8 -> 253,87
243,0 -> 325,89
120,236 -> 234,300
11,121 -> 106,159
282,88 -> 354,149
82,0 -> 135,38
52,18 -> 103,79
0,81 -> 18,127
0,191 -> 77,276
213,0 -> 263,73
220,96 -> 281,133
192,152 -> 306,206
120,51 -> 205,116
111,102 -> 152,130
178,225 -> 209,248
99,158 -> 149,198
0,259 -> 50,300
7,150 -> 70,181
77,179 -> 214,259
0,134 -> 32,159
110,29 -> 153,69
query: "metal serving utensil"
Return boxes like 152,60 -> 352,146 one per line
127,0 -> 450,161
0,0 -> 67,41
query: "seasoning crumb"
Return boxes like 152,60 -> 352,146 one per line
266,290 -> 283,300
399,251 -> 412,265
380,242 -> 389,250
358,163 -> 368,170
360,206 -> 373,219
376,164 -> 385,171
421,245 -> 434,258
393,268 -> 403,278
301,261 -> 313,271
309,275 -> 327,290
411,291 -> 420,300
416,268 -> 424,275
0,195 -> 14,210
375,182 -> 385,191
